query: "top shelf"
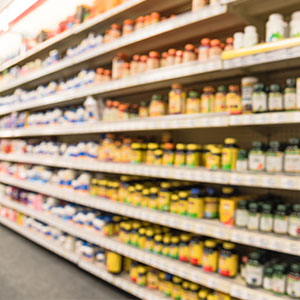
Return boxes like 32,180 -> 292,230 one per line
0,0 -> 190,73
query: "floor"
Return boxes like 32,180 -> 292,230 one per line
0,225 -> 136,300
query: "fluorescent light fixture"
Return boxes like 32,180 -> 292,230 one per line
0,0 -> 39,31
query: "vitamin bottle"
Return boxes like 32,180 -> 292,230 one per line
204,187 -> 219,219
153,234 -> 163,255
188,188 -> 205,218
130,54 -> 140,76
290,11 -> 300,37
266,13 -> 287,42
252,83 -> 268,113
263,266 -> 273,291
188,283 -> 200,300
218,242 -> 238,277
137,266 -> 147,286
243,25 -> 258,48
186,144 -> 200,167
241,76 -> 258,113
174,143 -> 186,167
201,86 -> 215,113
287,263 -> 300,298
209,39 -> 222,59
235,199 -> 248,228
170,236 -> 180,259
167,48 -> 176,66
219,187 -> 236,226
183,44 -> 196,63
189,236 -> 204,266
162,143 -> 175,166
246,251 -> 264,287
260,203 -> 273,233
226,85 -> 242,114
203,240 -> 219,273
123,19 -> 135,36
149,187 -> 159,210
147,51 -> 160,70
284,78 -> 297,110
198,38 -> 210,62
247,202 -> 261,231
236,149 -> 248,172
149,94 -> 166,117
272,264 -> 287,295
268,84 -> 283,111
182,281 -> 190,300
207,146 -> 221,170
179,234 -> 191,262
288,204 -> 300,238
221,138 -> 238,171
171,276 -> 183,300
106,251 -> 122,274
248,141 -> 265,171
169,83 -> 186,114
284,138 -> 300,173
265,141 -> 283,173
175,50 -> 183,65
178,191 -> 188,216
158,182 -> 171,211
214,85 -> 227,112
186,91 -> 201,114
273,204 -> 289,235
192,0 -> 208,11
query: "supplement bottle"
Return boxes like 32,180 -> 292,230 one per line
252,83 -> 267,113
241,76 -> 258,113
218,242 -> 238,277
288,204 -> 300,238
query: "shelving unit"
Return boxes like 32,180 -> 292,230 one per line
0,180 -> 299,256
1,154 -> 300,191
0,199 -> 287,300
0,217 -> 166,300
1,0 -> 300,299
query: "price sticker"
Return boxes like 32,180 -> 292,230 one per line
195,223 -> 205,234
261,175 -> 277,188
207,277 -> 217,289
288,241 -> 300,255
270,238 -> 282,251
281,176 -> 298,190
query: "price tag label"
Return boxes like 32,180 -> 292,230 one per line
261,175 -> 277,188
281,176 -> 299,190
207,277 -> 217,289
245,174 -> 259,186
270,238 -> 283,252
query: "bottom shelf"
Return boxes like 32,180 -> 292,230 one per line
0,217 -> 167,300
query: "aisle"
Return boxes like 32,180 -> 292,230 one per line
0,225 -> 136,300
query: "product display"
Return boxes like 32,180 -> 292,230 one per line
1,0 -> 300,299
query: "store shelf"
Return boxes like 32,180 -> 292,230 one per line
2,35 -> 300,115
0,217 -> 168,300
0,0 -> 190,74
1,181 -> 299,257
0,4 -> 241,93
0,216 -> 79,263
0,200 -> 286,300
1,154 -> 300,191
1,111 -> 300,136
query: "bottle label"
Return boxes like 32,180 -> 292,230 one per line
284,154 -> 300,173
269,93 -> 283,111
287,275 -> 300,297
284,93 -> 297,110
252,93 -> 267,112
263,277 -> 272,290
235,209 -> 248,227
246,264 -> 263,286
288,216 -> 300,237
247,214 -> 260,230
249,154 -> 265,171
260,215 -> 273,232
242,86 -> 254,112
266,154 -> 283,172
236,160 -> 248,172
272,276 -> 286,294
274,216 -> 288,234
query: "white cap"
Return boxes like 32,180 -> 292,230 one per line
269,13 -> 283,21
244,25 -> 257,34
242,77 -> 259,84
291,11 -> 300,20
234,32 -> 244,39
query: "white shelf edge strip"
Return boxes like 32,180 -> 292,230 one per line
0,5 -> 227,93
0,111 -> 300,136
0,179 -> 299,257
0,217 -> 166,300
0,201 -> 285,300
0,0 -> 147,73
0,154 -> 300,191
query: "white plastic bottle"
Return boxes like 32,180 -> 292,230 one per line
290,11 -> 300,37
266,13 -> 287,42
233,32 -> 244,49
84,96 -> 100,121
243,25 -> 258,48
